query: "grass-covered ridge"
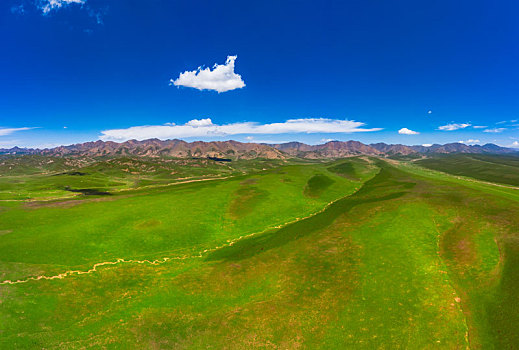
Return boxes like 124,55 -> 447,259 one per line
0,155 -> 518,348
416,153 -> 519,187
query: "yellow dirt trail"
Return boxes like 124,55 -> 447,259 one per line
0,192 -> 355,286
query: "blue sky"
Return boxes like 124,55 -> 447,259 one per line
1,0 -> 518,148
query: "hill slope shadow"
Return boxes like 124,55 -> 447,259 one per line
207,164 -> 415,262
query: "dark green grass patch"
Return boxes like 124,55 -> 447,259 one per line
65,188 -> 112,196
327,161 -> 359,180
304,174 -> 335,197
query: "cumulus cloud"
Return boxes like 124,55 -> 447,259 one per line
510,141 -> 519,148
398,128 -> 419,135
483,128 -> 506,133
185,118 -> 213,127
422,144 -> 432,147
458,139 -> 480,144
170,56 -> 245,93
437,123 -> 471,131
38,0 -> 86,14
100,118 -> 382,142
0,127 -> 34,136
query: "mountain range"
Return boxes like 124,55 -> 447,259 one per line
0,139 -> 516,159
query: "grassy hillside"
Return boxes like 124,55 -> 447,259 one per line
0,156 -> 518,348
0,156 -> 286,200
416,154 -> 519,186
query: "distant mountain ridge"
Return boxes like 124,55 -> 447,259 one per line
269,141 -> 382,158
0,139 -> 516,159
269,141 -> 516,158
0,139 -> 285,159
407,142 -> 516,154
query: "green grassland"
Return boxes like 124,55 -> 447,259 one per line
0,156 -> 518,348
416,153 -> 519,187
0,156 -> 286,200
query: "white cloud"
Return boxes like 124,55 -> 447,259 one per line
39,0 -> 86,14
438,123 -> 471,131
100,118 -> 382,142
0,127 -> 34,136
398,128 -> 419,135
472,125 -> 487,129
320,138 -> 336,143
170,56 -> 245,93
422,144 -> 432,147
458,139 -> 480,144
427,110 -> 432,114
248,139 -> 289,144
510,141 -> 519,148
185,118 -> 213,127
483,128 -> 506,133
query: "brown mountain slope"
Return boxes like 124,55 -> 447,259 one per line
39,139 -> 286,159
369,143 -> 417,155
269,141 -> 381,158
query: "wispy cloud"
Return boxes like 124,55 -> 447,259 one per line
438,123 -> 471,131
458,139 -> 480,144
0,127 -> 35,136
38,0 -> 86,14
243,136 -> 290,144
249,139 -> 290,144
100,118 -> 382,142
398,127 -> 419,135
494,119 -> 517,126
170,56 -> 245,93
472,125 -> 487,129
15,0 -> 105,24
483,128 -> 506,133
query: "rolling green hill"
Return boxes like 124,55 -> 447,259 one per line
416,154 -> 519,187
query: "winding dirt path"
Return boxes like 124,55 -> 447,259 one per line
0,188 -> 359,286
